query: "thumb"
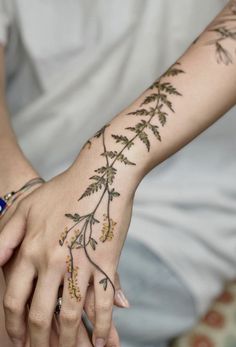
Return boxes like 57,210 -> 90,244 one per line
0,206 -> 27,266
114,272 -> 130,308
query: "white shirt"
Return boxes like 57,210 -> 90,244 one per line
0,0 -> 235,316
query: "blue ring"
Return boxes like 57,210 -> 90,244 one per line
0,198 -> 7,216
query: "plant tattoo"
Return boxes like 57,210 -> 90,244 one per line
58,62 -> 185,301
58,2 -> 236,302
194,0 -> 236,64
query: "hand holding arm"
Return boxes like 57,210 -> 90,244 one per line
0,43 -> 125,347
0,1 -> 235,347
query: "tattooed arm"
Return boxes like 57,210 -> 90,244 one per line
0,1 -> 236,347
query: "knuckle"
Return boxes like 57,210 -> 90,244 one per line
5,325 -> 22,339
19,243 -> 34,259
29,311 -> 48,329
95,320 -> 111,336
60,309 -> 80,325
96,301 -> 112,314
3,295 -> 23,316
46,252 -> 64,268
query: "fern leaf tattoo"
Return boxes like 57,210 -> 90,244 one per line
58,3 -> 236,301
194,1 -> 236,64
59,62 -> 184,301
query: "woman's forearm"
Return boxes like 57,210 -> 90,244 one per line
71,0 -> 236,189
0,47 -> 38,195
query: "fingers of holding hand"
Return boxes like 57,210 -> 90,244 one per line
0,203 -> 27,266
3,261 -> 35,347
28,270 -> 62,347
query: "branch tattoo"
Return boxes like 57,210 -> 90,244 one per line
194,0 -> 236,64
58,62 -> 185,301
58,2 -> 236,302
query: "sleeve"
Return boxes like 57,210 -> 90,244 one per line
0,0 -> 11,46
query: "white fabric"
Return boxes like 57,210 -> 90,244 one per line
0,0 -> 235,316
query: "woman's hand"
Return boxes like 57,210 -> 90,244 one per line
0,179 -> 63,347
0,172 -> 129,347
3,254 -> 122,347
0,147 -> 133,347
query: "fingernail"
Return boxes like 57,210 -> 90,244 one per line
116,289 -> 130,308
95,338 -> 105,347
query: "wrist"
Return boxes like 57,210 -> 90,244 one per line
68,134 -> 146,200
0,163 -> 39,197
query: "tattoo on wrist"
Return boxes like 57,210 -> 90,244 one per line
194,1 -> 236,65
59,62 -> 184,301
58,2 -> 236,302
